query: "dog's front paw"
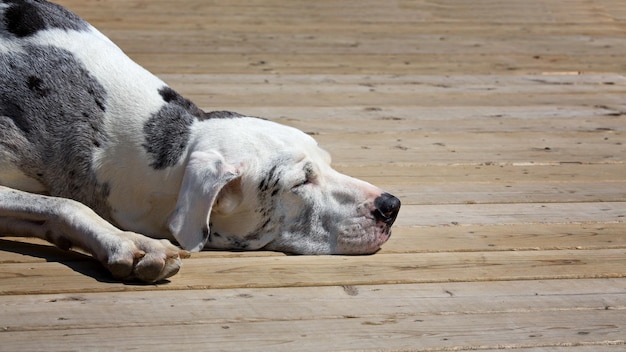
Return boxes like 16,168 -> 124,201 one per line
104,232 -> 191,282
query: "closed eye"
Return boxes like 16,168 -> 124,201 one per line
292,178 -> 312,189
292,161 -> 317,189
293,172 -> 317,189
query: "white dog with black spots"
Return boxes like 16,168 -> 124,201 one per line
0,0 -> 401,282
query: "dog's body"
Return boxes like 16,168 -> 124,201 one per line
0,0 -> 400,282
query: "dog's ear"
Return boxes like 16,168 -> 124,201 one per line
168,151 -> 242,252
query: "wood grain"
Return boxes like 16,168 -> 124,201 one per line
1,279 -> 624,351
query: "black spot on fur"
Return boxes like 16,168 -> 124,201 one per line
2,0 -> 88,38
158,86 -> 178,103
258,165 -> 278,192
4,1 -> 46,37
144,86 -> 240,169
157,86 -> 206,119
143,92 -> 196,170
26,76 -> 50,97
158,86 -> 245,121
245,161 -> 288,241
0,44 -> 111,218
205,110 -> 244,119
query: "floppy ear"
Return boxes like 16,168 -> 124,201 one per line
168,151 -> 242,252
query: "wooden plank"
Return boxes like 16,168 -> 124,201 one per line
311,130 -> 626,165
395,203 -> 626,226
84,20 -> 626,38
160,73 -> 626,94
379,181 -> 626,205
2,279 -> 624,330
479,347 -> 626,352
337,161 -> 626,207
118,52 -> 626,75
385,223 -> 626,253
336,163 -> 626,181
3,310 -> 623,352
1,249 -> 624,295
96,31 -> 626,57
59,0 -> 626,30
185,86 -> 626,112
3,221 -> 625,261
260,111 -> 626,135
1,279 -> 624,352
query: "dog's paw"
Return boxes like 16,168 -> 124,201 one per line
104,232 -> 191,283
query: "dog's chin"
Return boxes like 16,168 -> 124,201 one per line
334,226 -> 392,255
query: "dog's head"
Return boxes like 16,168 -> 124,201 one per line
168,117 -> 400,254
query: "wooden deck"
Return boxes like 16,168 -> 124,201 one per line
1,0 -> 626,350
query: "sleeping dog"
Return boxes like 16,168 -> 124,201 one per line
0,0 -> 401,282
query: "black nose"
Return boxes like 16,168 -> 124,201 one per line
372,193 -> 401,225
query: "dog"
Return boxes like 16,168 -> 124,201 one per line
0,0 -> 401,282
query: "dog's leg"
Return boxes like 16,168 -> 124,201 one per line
0,186 -> 189,282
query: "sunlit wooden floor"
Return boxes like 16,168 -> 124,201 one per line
1,0 -> 625,350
